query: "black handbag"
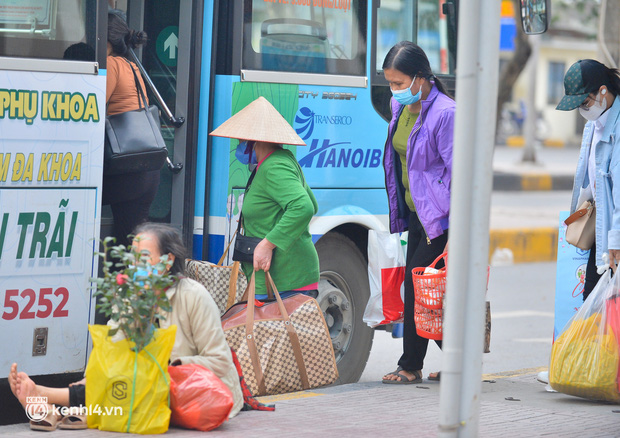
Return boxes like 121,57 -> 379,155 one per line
103,58 -> 168,175
232,234 -> 262,263
232,168 -> 262,263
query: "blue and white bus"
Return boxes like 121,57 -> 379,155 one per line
0,0 -> 457,423
196,0 -> 456,384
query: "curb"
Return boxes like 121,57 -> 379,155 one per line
489,227 -> 558,263
504,136 -> 566,148
493,172 -> 573,191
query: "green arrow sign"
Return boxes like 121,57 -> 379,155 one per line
156,26 -> 179,67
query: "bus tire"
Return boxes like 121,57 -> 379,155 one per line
316,232 -> 374,384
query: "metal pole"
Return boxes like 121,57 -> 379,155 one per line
438,0 -> 501,436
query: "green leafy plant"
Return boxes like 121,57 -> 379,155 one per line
91,236 -> 176,352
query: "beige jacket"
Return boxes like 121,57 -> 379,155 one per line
108,278 -> 243,418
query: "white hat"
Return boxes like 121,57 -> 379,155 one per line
209,96 -> 306,146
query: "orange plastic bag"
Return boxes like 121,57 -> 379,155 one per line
168,364 -> 234,431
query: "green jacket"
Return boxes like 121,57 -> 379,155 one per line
240,148 -> 319,294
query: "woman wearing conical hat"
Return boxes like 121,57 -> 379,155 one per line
211,97 -> 319,299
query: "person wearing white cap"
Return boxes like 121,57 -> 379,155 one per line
210,97 -> 319,299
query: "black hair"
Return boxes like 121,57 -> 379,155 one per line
133,223 -> 186,275
63,43 -> 95,61
108,11 -> 148,56
383,41 -> 452,99
603,67 -> 620,98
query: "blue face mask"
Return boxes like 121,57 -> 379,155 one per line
235,141 -> 257,165
133,265 -> 161,286
391,76 -> 422,106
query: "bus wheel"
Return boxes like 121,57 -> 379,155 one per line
316,232 -> 374,384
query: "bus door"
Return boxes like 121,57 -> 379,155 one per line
108,0 -> 202,250
0,0 -> 105,400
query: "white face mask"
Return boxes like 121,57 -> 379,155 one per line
579,89 -> 608,122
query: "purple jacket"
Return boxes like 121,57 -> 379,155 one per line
383,85 -> 455,240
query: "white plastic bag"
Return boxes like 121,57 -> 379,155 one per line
363,230 -> 405,328
549,269 -> 620,402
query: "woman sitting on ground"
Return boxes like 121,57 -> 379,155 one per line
9,222 -> 243,430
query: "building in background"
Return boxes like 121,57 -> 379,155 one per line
500,0 -> 597,147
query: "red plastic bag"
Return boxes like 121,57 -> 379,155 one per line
168,364 -> 234,431
606,294 -> 620,393
363,230 -> 406,327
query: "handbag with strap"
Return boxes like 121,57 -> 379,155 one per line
185,234 -> 248,316
565,201 -> 595,250
233,167 -> 262,263
104,57 -> 168,175
221,271 -> 338,396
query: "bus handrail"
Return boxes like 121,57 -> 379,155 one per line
128,49 -> 184,174
128,49 -> 185,129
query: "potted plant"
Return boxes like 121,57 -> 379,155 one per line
92,236 -> 175,351
86,236 -> 178,434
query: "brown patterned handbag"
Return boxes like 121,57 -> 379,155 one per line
221,271 -> 338,396
185,235 -> 247,315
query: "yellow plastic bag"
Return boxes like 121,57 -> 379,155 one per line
550,312 -> 620,402
85,324 -> 177,434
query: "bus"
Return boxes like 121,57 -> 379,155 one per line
0,0 -> 457,423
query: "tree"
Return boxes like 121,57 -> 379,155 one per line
496,0 -> 532,137
600,0 -> 620,66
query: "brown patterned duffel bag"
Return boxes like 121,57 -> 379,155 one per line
221,271 -> 338,396
185,241 -> 247,315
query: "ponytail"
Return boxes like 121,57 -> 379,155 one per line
429,75 -> 452,99
127,29 -> 148,50
108,12 -> 147,56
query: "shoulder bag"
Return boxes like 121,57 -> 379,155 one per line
185,233 -> 248,315
564,201 -> 595,250
232,168 -> 262,263
104,57 -> 168,175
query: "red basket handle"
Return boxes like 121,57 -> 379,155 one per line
428,252 -> 448,270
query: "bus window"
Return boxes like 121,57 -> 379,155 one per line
376,0 -> 456,76
242,0 -> 366,77
0,0 -> 96,61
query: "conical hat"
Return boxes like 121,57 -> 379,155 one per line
210,96 -> 306,146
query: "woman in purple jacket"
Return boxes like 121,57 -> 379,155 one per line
381,41 -> 455,384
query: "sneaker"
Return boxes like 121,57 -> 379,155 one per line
544,384 -> 557,393
537,371 -> 549,384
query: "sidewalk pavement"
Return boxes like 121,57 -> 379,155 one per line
489,145 -> 578,264
2,369 -> 619,437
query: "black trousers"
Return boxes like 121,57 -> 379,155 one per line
398,212 -> 448,372
102,170 -> 160,247
584,239 -> 601,302
69,384 -> 86,407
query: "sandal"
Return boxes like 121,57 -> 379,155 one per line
428,371 -> 441,381
30,408 -> 59,432
382,367 -> 422,384
58,413 -> 87,430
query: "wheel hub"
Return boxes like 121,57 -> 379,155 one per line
317,275 -> 354,362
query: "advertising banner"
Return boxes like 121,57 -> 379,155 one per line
554,211 -> 589,340
0,68 -> 105,377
